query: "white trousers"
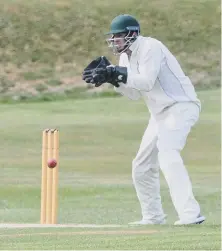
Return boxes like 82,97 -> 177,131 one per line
132,102 -> 201,222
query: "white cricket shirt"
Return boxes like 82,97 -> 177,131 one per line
114,36 -> 201,115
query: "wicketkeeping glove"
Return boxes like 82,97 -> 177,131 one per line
82,56 -> 111,87
88,66 -> 128,87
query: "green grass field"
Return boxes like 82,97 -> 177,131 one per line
0,0 -> 220,249
0,89 -> 220,250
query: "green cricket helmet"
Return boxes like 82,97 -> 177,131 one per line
105,14 -> 140,55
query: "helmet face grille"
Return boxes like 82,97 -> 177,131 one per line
106,31 -> 139,55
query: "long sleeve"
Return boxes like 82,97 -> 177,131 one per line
114,83 -> 141,100
114,52 -> 141,100
126,42 -> 162,92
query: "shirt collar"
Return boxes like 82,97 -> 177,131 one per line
129,35 -> 142,53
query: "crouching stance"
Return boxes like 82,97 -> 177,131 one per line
82,14 -> 205,225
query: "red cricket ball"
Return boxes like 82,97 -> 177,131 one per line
47,159 -> 57,168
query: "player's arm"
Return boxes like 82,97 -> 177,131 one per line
82,44 -> 162,92
113,83 -> 141,100
126,43 -> 162,91
113,53 -> 141,100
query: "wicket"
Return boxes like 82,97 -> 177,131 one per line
40,129 -> 59,224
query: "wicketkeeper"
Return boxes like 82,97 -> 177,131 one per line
82,14 -> 205,225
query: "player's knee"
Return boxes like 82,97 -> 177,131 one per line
158,149 -> 183,170
132,158 -> 157,182
157,137 -> 185,153
132,159 -> 144,182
